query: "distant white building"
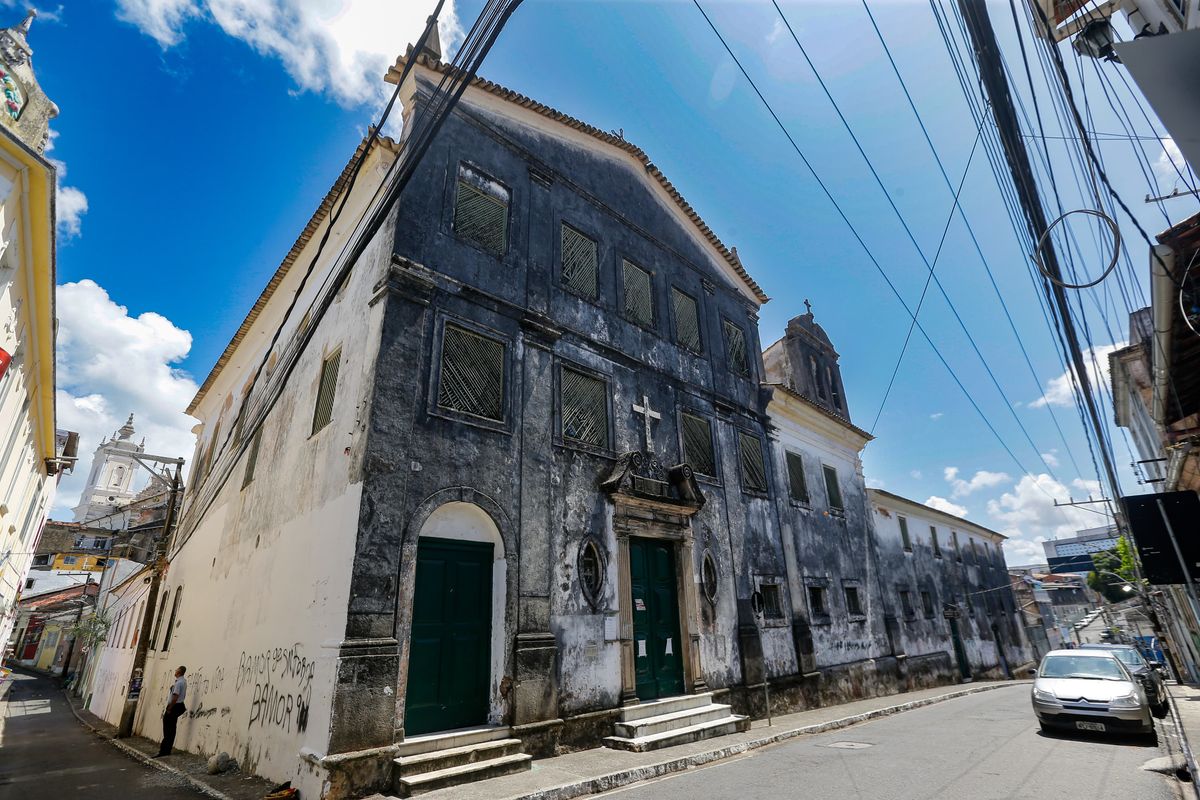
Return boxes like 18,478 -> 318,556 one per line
1042,525 -> 1121,573
71,415 -> 145,528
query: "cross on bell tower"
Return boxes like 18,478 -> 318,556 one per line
631,394 -> 661,452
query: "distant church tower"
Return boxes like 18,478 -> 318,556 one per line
72,414 -> 145,525
0,9 -> 57,153
763,301 -> 852,420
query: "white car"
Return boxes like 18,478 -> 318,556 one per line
1031,649 -> 1153,738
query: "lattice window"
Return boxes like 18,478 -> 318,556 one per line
454,164 -> 508,257
761,583 -> 784,619
561,223 -> 598,300
672,288 -> 701,352
899,516 -> 912,551
930,525 -> 941,557
622,260 -> 653,327
681,412 -> 716,478
723,319 -> 750,377
822,464 -> 843,510
561,367 -> 609,448
808,585 -> 827,616
738,431 -> 767,493
785,451 -> 809,503
311,349 -> 341,434
242,426 -> 263,489
921,590 -> 935,618
438,323 -> 505,422
899,590 -> 913,618
844,586 -> 863,616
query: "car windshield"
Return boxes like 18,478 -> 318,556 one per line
1082,646 -> 1147,668
1039,655 -> 1127,681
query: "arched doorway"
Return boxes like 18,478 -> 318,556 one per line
404,501 -> 507,735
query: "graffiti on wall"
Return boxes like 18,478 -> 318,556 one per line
235,644 -> 314,735
186,665 -> 229,720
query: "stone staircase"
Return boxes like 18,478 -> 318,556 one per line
392,726 -> 531,797
603,692 -> 749,752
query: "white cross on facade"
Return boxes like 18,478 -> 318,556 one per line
632,394 -> 661,452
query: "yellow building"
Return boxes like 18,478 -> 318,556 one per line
0,11 -> 75,653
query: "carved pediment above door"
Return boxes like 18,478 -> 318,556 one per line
600,451 -> 706,516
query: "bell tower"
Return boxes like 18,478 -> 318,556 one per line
763,302 -> 852,420
71,414 -> 146,526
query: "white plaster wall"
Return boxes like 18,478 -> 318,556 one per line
84,565 -> 152,724
130,145 -> 396,799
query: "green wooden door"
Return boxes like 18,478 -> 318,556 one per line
630,537 -> 685,700
405,537 -> 493,735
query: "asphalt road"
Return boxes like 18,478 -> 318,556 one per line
0,670 -> 204,800
600,684 -> 1181,800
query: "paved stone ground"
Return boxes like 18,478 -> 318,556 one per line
596,685 -> 1183,800
0,668 -> 206,800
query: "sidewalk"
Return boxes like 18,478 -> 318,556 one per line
61,684 -> 276,800
368,680 -> 1025,800
1167,684 -> 1200,798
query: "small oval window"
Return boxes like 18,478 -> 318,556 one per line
702,552 -> 718,605
578,538 -> 605,610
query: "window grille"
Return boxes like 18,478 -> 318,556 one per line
808,585 -> 827,616
622,260 -> 653,327
761,584 -> 784,618
822,465 -> 843,510
785,451 -> 809,503
242,426 -> 263,489
845,586 -> 863,616
311,349 -> 341,434
672,288 -> 701,352
454,165 -> 508,257
681,412 -> 716,478
899,516 -> 912,551
738,431 -> 767,493
561,367 -> 609,448
561,224 -> 598,300
438,324 -> 505,422
723,319 -> 750,377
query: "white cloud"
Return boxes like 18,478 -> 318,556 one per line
1155,137 -> 1187,184
115,0 -> 464,107
1031,342 -> 1124,409
909,469 -> 922,480
925,495 -> 968,517
44,131 -> 88,238
944,467 -> 1011,498
929,412 -> 943,420
1041,450 -> 1060,468
984,473 -> 1106,566
53,280 -> 198,517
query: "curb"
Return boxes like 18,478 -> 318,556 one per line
63,689 -> 235,800
1164,687 -> 1200,799
510,681 -> 1025,800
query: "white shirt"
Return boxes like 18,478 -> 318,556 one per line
169,676 -> 187,705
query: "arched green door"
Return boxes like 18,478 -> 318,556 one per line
405,537 -> 493,735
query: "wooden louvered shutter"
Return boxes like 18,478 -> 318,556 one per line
561,367 -> 608,448
311,349 -> 341,434
672,288 -> 701,352
738,431 -> 767,492
681,412 -> 715,477
561,224 -> 598,300
438,324 -> 505,421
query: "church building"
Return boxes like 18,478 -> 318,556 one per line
137,39 -> 1027,800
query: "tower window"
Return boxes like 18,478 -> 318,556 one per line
822,465 -> 843,511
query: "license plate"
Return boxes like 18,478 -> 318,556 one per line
1076,721 -> 1106,732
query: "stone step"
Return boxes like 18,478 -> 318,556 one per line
618,692 -> 715,722
604,714 -> 751,753
394,738 -> 525,777
395,725 -> 511,758
614,703 -> 734,739
395,753 -> 532,797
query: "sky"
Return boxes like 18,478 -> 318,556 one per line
27,0 -> 1199,563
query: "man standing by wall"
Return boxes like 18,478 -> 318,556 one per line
155,666 -> 187,757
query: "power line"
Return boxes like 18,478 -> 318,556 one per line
691,0 -> 1048,485
769,0 -> 1062,480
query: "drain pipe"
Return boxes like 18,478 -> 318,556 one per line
1152,245 -> 1176,429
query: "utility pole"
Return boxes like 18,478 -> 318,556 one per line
117,457 -> 183,738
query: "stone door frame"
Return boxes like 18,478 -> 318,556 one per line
612,495 -> 707,705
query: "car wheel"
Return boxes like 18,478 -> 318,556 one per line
1039,721 -> 1052,734
1153,701 -> 1169,719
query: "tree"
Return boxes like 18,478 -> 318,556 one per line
68,608 -> 112,650
1088,550 -> 1131,604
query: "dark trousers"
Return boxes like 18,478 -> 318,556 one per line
158,703 -> 185,755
